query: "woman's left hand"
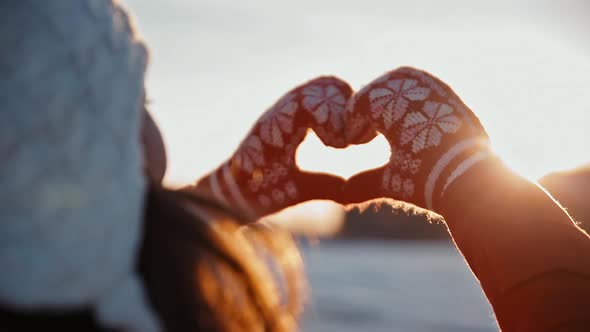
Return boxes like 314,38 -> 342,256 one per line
194,76 -> 353,220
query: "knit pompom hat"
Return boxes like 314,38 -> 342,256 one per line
0,1 -> 159,331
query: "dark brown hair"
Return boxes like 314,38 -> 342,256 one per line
0,184 -> 305,331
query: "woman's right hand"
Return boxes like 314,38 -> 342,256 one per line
343,67 -> 590,332
342,67 -> 492,213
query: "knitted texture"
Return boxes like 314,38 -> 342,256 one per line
343,67 -> 492,212
195,77 -> 353,219
0,1 -> 159,331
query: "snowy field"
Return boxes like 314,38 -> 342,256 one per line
300,241 -> 497,332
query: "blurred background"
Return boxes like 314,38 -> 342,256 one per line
125,0 -> 589,330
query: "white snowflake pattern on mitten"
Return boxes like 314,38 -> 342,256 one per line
195,76 -> 353,219
345,67 -> 492,212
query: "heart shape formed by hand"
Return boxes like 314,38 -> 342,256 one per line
195,67 -> 492,220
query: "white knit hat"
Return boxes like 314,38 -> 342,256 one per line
0,1 -> 160,331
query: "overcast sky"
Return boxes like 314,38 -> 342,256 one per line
125,0 -> 590,184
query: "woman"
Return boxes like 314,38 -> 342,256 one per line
0,2 -> 302,331
2,2 -> 590,332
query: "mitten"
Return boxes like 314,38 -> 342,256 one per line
343,67 -> 493,212
195,76 -> 353,220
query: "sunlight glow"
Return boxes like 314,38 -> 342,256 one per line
493,151 -> 540,183
296,132 -> 390,179
260,200 -> 346,236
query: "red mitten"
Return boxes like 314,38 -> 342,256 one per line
343,67 -> 492,212
195,77 -> 353,220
